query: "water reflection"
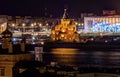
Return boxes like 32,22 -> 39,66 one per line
51,48 -> 79,54
51,48 -> 79,66
43,48 -> 120,68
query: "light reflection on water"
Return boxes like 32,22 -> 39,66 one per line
44,48 -> 120,67
51,48 -> 79,66
51,48 -> 79,54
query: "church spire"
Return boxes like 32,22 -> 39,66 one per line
62,8 -> 69,19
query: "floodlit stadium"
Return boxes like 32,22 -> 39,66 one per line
84,16 -> 120,33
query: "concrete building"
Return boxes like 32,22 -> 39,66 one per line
0,26 -> 31,77
84,16 -> 120,33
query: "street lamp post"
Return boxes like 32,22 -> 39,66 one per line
22,23 -> 25,38
31,23 -> 34,36
12,23 -> 15,32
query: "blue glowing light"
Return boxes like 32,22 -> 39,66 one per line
90,22 -> 120,32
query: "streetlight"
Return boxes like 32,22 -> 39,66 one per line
34,23 -> 36,32
12,23 -> 15,27
31,23 -> 34,27
22,23 -> 25,32
34,22 -> 36,26
81,23 -> 84,26
38,23 -> 42,32
31,23 -> 34,32
39,23 -> 42,27
22,23 -> 25,27
46,23 -> 48,26
78,23 -> 81,26
12,23 -> 15,32
75,22 -> 78,25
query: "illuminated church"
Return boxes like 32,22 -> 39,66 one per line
50,9 -> 79,42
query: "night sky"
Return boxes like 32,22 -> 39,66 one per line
0,0 -> 119,18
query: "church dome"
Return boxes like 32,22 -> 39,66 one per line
50,8 -> 79,42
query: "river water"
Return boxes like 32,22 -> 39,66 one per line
43,48 -> 120,68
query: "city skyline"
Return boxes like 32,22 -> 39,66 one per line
0,0 -> 119,18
